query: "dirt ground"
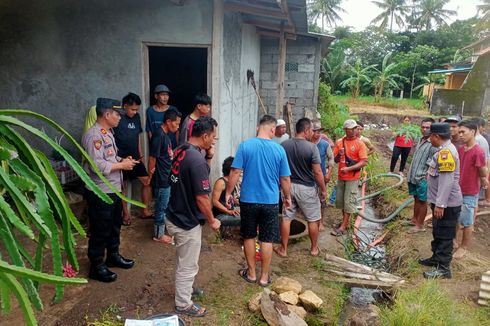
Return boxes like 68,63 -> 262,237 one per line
4,204 -> 348,326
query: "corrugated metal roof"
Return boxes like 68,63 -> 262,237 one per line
428,67 -> 472,74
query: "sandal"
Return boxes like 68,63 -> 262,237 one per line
176,303 -> 207,317
330,228 -> 345,237
238,268 -> 256,284
258,275 -> 272,287
139,214 -> 154,220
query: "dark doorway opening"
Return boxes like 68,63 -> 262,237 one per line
148,46 -> 208,117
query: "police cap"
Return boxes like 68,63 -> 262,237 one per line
429,122 -> 450,137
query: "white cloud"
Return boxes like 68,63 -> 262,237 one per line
337,0 -> 480,31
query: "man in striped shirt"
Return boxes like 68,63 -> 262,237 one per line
406,118 -> 436,233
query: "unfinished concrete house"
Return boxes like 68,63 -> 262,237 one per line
0,0 -> 333,178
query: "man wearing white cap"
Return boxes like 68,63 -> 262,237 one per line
331,119 -> 368,236
272,119 -> 290,144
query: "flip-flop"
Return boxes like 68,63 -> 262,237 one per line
176,303 -> 207,317
122,217 -> 131,226
153,236 -> 174,245
330,228 -> 345,237
258,276 -> 272,287
273,246 -> 287,258
238,268 -> 256,284
139,214 -> 154,220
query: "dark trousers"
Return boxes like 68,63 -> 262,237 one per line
85,189 -> 122,266
430,204 -> 461,269
390,146 -> 411,172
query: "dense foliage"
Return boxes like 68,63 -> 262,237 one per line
317,83 -> 352,139
310,0 -> 486,99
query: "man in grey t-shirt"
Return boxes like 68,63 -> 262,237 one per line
274,118 -> 327,257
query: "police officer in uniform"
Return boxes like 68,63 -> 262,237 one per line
82,98 -> 139,282
419,123 -> 462,279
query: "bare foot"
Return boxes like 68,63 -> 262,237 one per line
153,235 -> 174,244
319,223 -> 325,231
310,247 -> 320,256
273,246 -> 287,258
453,248 -> 467,259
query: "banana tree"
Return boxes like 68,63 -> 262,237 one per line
340,59 -> 377,98
0,109 -> 143,325
373,53 -> 405,101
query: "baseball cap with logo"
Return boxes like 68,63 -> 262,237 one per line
343,119 -> 358,129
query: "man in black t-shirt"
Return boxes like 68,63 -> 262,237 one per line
166,116 -> 221,317
148,110 -> 182,244
113,93 -> 152,224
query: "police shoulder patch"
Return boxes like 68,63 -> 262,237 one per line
437,149 -> 455,172
94,140 -> 102,150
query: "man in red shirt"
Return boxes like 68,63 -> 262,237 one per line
454,120 -> 488,259
331,119 -> 368,236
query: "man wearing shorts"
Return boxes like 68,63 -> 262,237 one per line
113,93 -> 152,224
454,120 -> 488,258
332,119 -> 368,236
275,118 -> 326,257
406,118 -> 436,233
226,115 -> 291,287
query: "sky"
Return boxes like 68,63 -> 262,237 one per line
337,0 -> 481,31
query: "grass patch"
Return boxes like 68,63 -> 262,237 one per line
85,304 -> 124,326
311,257 -> 326,271
334,95 -> 427,111
380,281 -> 490,326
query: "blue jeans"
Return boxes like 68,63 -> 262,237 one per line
154,187 -> 171,237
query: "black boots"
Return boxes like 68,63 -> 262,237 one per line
418,257 -> 438,267
89,253 -> 134,283
106,252 -> 135,269
89,264 -> 117,283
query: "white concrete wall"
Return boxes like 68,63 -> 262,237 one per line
212,12 -> 260,180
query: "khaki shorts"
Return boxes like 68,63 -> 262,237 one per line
284,183 -> 321,222
335,180 -> 359,214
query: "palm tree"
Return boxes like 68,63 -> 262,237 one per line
412,0 -> 456,30
307,0 -> 346,32
477,0 -> 490,31
373,53 -> 405,101
371,0 -> 410,32
340,59 -> 377,98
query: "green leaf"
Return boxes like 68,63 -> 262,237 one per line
0,211 -> 43,311
0,278 -> 11,314
8,175 -> 36,193
0,260 -> 86,285
0,111 -> 144,207
0,167 -> 51,237
8,157 -> 65,303
0,272 -> 37,326
0,195 -> 34,239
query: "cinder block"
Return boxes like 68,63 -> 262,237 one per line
306,54 -> 315,64
297,81 -> 314,90
298,64 -> 315,73
285,81 -> 297,89
260,72 -> 272,81
260,81 -> 276,90
261,54 -> 273,64
305,89 -> 314,99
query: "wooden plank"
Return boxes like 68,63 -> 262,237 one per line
257,29 -> 296,40
243,19 -> 295,33
224,1 -> 288,19
279,0 -> 296,34
285,101 -> 294,137
327,277 -> 404,290
275,23 -> 286,119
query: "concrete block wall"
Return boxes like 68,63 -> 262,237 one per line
259,36 -> 320,122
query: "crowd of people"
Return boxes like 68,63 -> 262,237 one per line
81,85 -> 489,316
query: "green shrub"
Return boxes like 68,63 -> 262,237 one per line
318,82 -> 352,139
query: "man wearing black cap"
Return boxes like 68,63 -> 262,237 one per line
82,98 -> 139,282
419,122 -> 462,279
146,84 -> 179,148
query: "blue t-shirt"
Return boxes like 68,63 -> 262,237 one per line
145,106 -> 179,148
316,139 -> 330,174
232,138 -> 291,204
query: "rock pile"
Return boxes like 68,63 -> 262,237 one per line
248,276 -> 323,326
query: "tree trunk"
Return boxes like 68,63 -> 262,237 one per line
390,11 -> 394,32
410,63 -> 417,99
